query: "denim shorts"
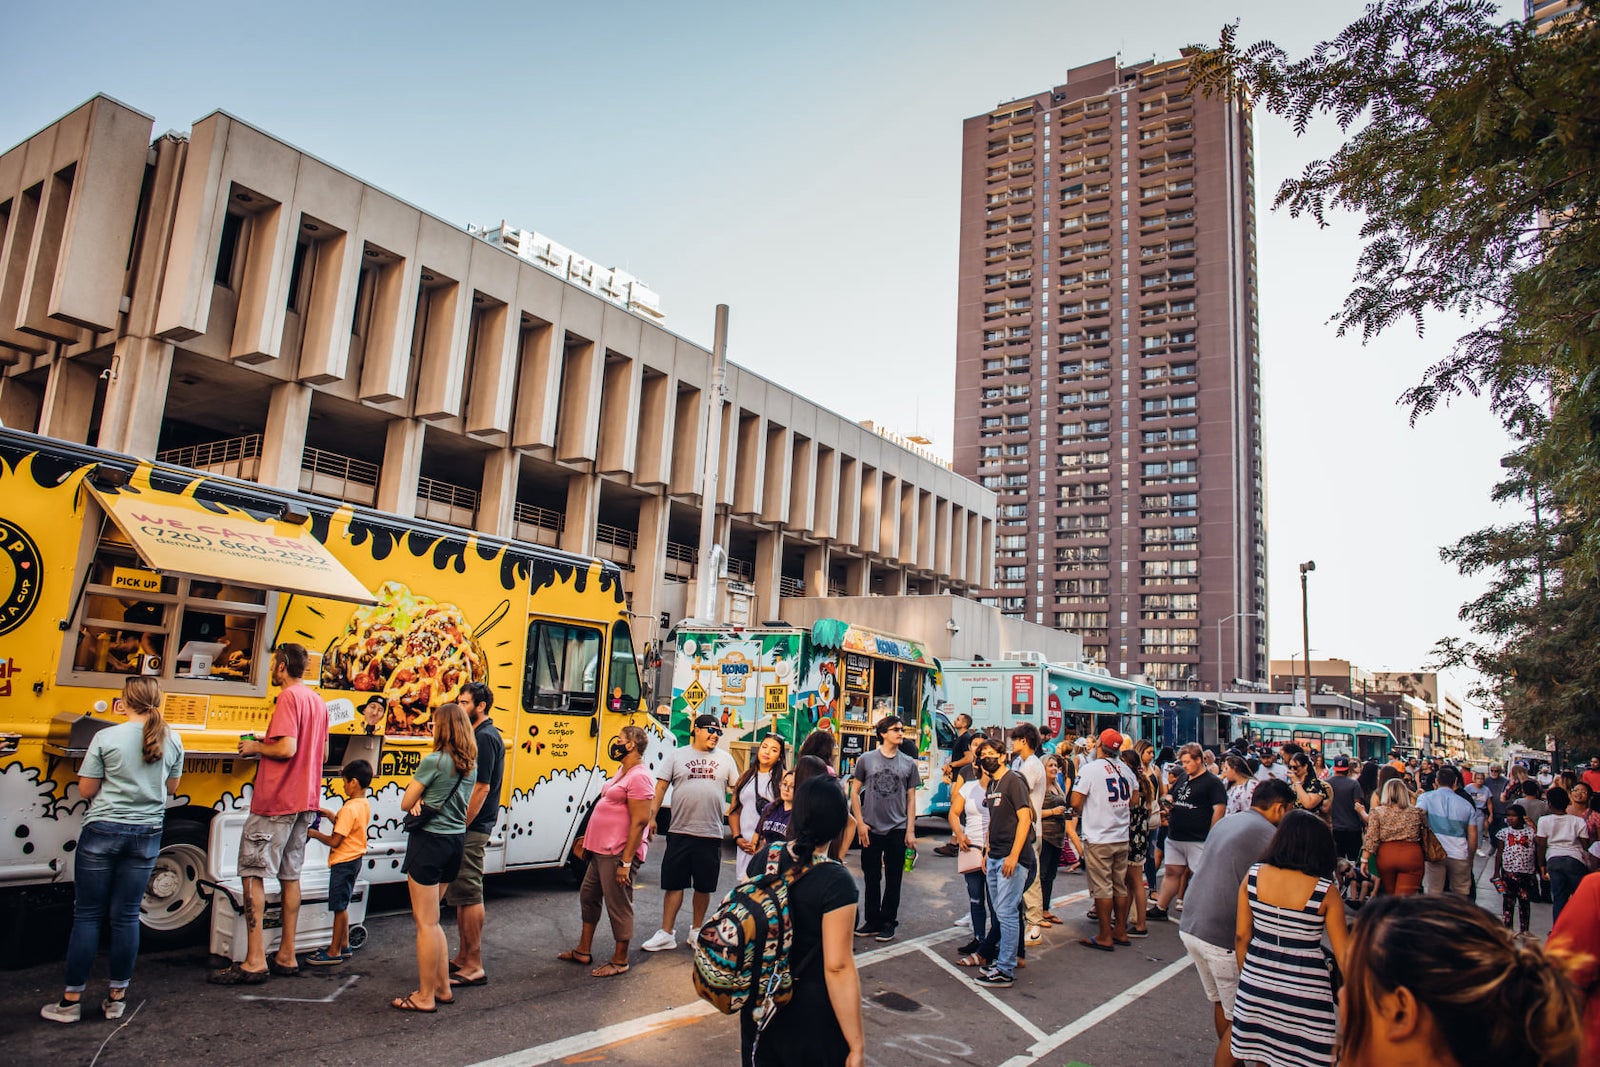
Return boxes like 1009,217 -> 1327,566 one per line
327,858 -> 361,913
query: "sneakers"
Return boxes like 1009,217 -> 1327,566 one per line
875,923 -> 897,942
1025,924 -> 1042,945
1126,926 -> 1150,938
854,921 -> 878,937
956,938 -> 983,956
640,929 -> 677,952
40,999 -> 81,1023
933,843 -> 960,857
953,914 -> 972,928
974,968 -> 1015,987
304,948 -> 346,966
1146,906 -> 1170,922
102,995 -> 126,1020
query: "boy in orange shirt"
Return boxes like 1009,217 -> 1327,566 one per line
303,759 -> 372,965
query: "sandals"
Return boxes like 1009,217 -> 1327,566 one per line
1042,913 -> 1063,926
304,949 -> 345,967
207,965 -> 269,986
591,961 -> 629,978
391,994 -> 436,1013
556,949 -> 593,965
266,957 -> 300,978
448,972 -> 489,987
956,952 -> 988,967
1078,938 -> 1115,952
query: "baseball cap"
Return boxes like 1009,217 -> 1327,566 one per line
1332,756 -> 1352,770
1098,728 -> 1123,750
693,713 -> 722,732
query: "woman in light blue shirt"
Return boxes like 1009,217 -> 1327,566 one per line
42,677 -> 183,1024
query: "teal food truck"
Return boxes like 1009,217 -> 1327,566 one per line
941,654 -> 1160,747
668,620 -> 949,818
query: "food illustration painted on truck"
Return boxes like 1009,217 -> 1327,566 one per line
0,429 -> 668,954
321,580 -> 489,735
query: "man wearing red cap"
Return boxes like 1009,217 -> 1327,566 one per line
1070,728 -> 1140,950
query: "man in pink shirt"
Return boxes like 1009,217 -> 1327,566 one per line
210,643 -> 329,984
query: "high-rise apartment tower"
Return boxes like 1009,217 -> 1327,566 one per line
953,55 -> 1266,691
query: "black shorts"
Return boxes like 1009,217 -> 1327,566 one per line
660,833 -> 722,893
402,830 -> 464,887
327,858 -> 361,912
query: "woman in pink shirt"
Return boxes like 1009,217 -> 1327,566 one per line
557,725 -> 653,978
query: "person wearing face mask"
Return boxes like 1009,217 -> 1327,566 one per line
558,726 -> 653,977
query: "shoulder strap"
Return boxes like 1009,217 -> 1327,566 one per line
1308,878 -> 1332,910
1246,864 -> 1260,895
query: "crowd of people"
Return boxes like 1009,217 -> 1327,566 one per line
34,664 -> 1600,1066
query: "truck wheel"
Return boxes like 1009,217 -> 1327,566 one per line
141,815 -> 212,948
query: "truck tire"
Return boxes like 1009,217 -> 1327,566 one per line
140,815 -> 213,948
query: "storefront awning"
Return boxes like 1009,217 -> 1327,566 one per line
89,484 -> 376,605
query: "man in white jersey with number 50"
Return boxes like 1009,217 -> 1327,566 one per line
1070,728 -> 1139,951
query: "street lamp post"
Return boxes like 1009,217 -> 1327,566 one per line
1216,611 -> 1263,708
1299,561 -> 1316,714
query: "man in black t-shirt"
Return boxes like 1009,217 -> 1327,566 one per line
444,682 -> 505,986
1327,756 -> 1367,860
975,738 -> 1034,986
1150,743 -> 1226,922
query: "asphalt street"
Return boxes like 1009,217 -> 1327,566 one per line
1,831 -> 1530,1067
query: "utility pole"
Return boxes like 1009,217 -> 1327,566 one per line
694,305 -> 729,622
1299,561 -> 1316,714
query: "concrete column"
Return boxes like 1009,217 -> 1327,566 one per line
477,448 -> 518,538
36,357 -> 99,444
804,544 -> 829,597
632,494 -> 672,633
755,529 -> 783,614
879,566 -> 907,597
97,335 -> 174,457
560,472 -> 600,556
845,557 -> 871,596
258,380 -> 312,491
377,417 -> 425,517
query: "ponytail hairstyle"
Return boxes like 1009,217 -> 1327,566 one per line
123,677 -> 168,764
1340,893 -> 1583,1067
789,775 -> 848,864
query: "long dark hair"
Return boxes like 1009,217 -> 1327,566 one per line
729,734 -> 786,815
797,729 -> 835,766
790,776 -> 849,862
1259,809 -> 1337,879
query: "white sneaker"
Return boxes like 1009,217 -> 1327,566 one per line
954,914 -> 972,928
103,996 -> 126,1020
1026,925 -> 1042,945
40,1000 -> 81,1023
641,929 -> 677,952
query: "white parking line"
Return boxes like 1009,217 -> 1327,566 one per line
462,887 -> 1095,1067
994,957 -> 1194,1067
915,943 -> 1049,1042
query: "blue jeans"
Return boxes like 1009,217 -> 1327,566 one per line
985,855 -> 1029,977
964,869 -> 1000,953
65,820 -> 163,992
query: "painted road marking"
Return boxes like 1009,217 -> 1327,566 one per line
915,943 -> 1049,1042
239,974 -> 361,1004
461,888 -> 1096,1067
994,957 -> 1193,1067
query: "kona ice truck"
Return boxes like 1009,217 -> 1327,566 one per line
941,653 -> 1160,749
668,620 -> 950,819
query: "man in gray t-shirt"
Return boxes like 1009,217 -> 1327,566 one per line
640,715 -> 737,953
1177,778 -> 1293,1066
850,716 -> 922,940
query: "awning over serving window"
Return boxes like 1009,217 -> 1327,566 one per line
89,484 -> 376,605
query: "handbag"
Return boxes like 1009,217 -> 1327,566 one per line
957,845 -> 985,873
1420,819 -> 1447,863
404,765 -> 463,833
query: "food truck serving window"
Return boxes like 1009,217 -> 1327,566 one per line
64,526 -> 270,690
523,621 -> 601,714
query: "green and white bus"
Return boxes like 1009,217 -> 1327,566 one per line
1239,714 -> 1398,764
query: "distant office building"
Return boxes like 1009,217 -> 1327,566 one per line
953,55 -> 1266,691
1527,0 -> 1586,33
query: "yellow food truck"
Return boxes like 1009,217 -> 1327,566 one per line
0,428 -> 663,947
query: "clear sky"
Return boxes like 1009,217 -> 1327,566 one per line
3,0 -> 1521,705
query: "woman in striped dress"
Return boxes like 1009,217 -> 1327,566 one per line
1230,810 -> 1348,1067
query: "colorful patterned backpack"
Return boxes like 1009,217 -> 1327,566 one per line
691,842 -> 832,1025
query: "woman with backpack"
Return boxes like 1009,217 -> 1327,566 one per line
738,775 -> 864,1066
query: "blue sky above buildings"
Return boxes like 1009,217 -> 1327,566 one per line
3,1 -> 1522,695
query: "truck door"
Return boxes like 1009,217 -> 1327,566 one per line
504,619 -> 605,868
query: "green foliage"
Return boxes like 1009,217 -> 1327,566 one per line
1189,1 -> 1600,748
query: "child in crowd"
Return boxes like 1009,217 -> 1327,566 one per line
1493,802 -> 1538,935
753,770 -> 796,850
304,759 -> 373,965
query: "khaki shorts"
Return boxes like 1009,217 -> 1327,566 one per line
1181,931 -> 1239,1019
443,830 -> 491,906
238,811 -> 314,881
1083,840 -> 1130,900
